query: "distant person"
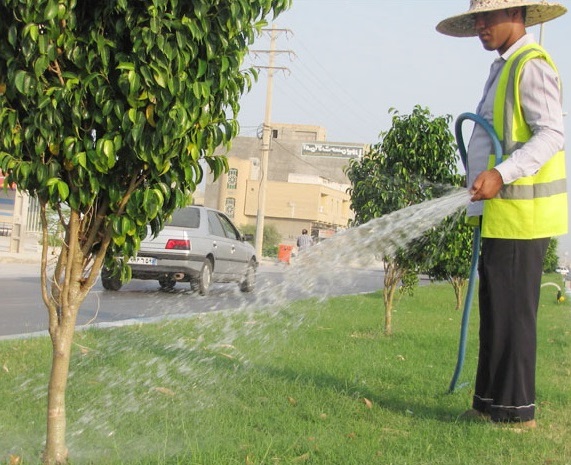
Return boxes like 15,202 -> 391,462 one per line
437,0 -> 567,428
296,229 -> 313,252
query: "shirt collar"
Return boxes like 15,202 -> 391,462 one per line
499,33 -> 536,62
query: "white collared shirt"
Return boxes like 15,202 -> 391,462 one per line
466,34 -> 565,217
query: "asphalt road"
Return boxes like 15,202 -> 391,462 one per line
0,261 -> 385,339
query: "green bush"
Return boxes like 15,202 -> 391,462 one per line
241,223 -> 281,257
543,237 -> 559,273
263,244 -> 278,258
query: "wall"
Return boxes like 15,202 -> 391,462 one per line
204,125 -> 366,247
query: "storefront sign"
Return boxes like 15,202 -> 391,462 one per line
301,143 -> 363,159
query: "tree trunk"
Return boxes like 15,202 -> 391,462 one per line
450,277 -> 467,311
383,284 -> 395,336
43,321 -> 76,464
383,260 -> 401,336
38,206 -> 110,464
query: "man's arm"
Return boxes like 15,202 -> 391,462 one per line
470,57 -> 564,200
494,58 -> 565,184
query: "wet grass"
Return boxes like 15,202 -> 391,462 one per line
0,274 -> 569,465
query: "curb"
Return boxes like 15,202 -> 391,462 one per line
0,252 -> 42,264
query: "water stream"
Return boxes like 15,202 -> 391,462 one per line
4,187 -> 473,462
262,187 -> 471,305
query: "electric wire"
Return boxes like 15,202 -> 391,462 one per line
242,27 -> 382,144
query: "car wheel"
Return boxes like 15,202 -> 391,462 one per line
101,267 -> 122,291
240,260 -> 256,293
158,276 -> 177,291
191,259 -> 212,296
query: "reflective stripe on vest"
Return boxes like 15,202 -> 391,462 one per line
481,43 -> 568,239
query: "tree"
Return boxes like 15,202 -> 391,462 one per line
417,215 -> 474,310
0,0 -> 291,463
345,106 -> 465,334
543,237 -> 559,273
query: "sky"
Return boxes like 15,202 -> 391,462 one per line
235,0 -> 571,260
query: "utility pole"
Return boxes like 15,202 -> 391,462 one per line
250,24 -> 293,258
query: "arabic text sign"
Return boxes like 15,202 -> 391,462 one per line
301,143 -> 363,159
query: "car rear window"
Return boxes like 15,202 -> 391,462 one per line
169,208 -> 200,228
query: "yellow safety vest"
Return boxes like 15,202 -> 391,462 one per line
481,43 -> 568,239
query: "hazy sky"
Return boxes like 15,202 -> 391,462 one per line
236,0 -> 571,258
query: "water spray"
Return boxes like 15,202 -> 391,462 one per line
448,113 -> 502,393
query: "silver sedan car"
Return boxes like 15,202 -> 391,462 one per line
101,206 -> 257,295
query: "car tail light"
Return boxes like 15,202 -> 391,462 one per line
165,239 -> 190,250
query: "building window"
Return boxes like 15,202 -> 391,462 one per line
225,197 -> 236,218
227,168 -> 238,190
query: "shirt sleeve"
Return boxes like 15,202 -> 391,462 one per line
494,57 -> 565,185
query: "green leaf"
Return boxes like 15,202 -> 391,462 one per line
128,70 -> 141,96
7,25 -> 18,47
75,152 -> 87,169
103,139 -> 115,168
154,71 -> 166,88
128,108 -> 137,124
158,161 -> 171,176
122,216 -> 134,236
57,180 -> 70,200
117,62 -> 136,71
197,59 -> 207,78
33,55 -> 50,78
14,71 -> 33,95
221,56 -> 229,73
44,0 -> 60,21
22,23 -> 39,41
46,177 -> 59,187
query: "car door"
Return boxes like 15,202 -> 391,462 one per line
208,210 -> 250,279
216,212 -> 251,278
206,210 -> 236,277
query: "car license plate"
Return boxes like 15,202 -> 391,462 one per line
127,256 -> 157,265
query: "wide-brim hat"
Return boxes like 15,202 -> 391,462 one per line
436,0 -> 567,37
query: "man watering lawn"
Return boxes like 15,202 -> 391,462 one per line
437,0 -> 568,428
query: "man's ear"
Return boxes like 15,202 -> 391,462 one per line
508,6 -> 525,22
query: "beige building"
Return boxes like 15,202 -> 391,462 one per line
0,175 -> 40,253
204,123 -> 367,246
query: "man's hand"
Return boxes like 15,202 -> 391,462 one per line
470,168 -> 504,201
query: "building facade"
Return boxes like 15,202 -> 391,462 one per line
204,123 -> 366,246
0,175 -> 40,253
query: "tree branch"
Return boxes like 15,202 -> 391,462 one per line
48,59 -> 65,87
40,201 -> 59,334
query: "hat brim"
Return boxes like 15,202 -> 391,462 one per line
436,3 -> 567,37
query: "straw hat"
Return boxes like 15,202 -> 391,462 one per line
436,0 -> 567,37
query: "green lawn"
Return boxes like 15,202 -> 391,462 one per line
1,274 -> 569,465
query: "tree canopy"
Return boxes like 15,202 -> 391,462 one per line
0,0 -> 291,462
0,0 -> 289,271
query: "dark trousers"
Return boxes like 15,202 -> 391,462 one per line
472,237 -> 549,422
